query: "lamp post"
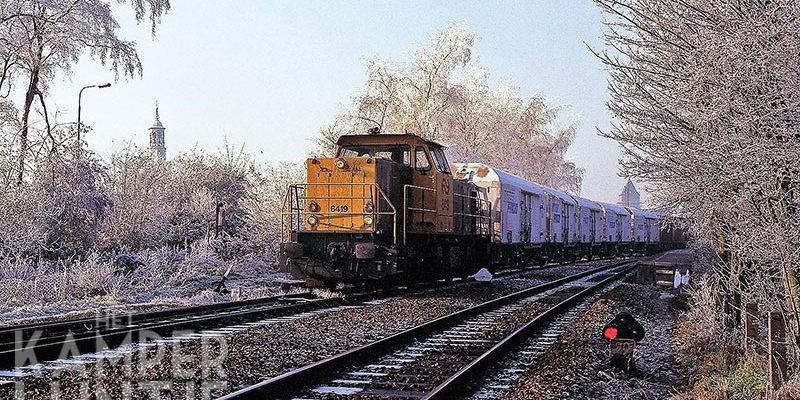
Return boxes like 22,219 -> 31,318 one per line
76,82 -> 111,157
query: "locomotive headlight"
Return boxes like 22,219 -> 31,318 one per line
363,215 -> 374,226
335,158 -> 348,170
308,201 -> 320,213
364,200 -> 374,214
307,215 -> 319,226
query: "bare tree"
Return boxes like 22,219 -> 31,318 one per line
594,0 -> 800,355
1,0 -> 169,185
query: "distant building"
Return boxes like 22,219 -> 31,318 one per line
149,106 -> 166,160
618,179 -> 641,209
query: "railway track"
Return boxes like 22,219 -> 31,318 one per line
0,257 -> 632,378
218,259 -> 635,399
0,291 -> 352,371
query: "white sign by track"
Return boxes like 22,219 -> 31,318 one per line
474,268 -> 493,282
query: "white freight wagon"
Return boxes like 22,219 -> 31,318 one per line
451,163 -> 546,246
542,187 -> 578,247
572,196 -> 603,244
599,202 -> 630,243
627,207 -> 647,243
642,210 -> 661,243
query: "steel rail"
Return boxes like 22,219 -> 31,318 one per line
217,259 -> 635,400
423,263 -> 634,399
0,257 -> 631,374
0,292 -> 382,371
0,291 -> 314,336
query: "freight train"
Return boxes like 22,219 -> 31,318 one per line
279,133 -> 684,287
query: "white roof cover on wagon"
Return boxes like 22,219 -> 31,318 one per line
641,209 -> 660,219
599,202 -> 628,216
455,163 -> 545,196
541,186 -> 577,206
572,196 -> 602,211
627,206 -> 646,218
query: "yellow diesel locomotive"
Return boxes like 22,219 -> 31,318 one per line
279,133 -> 492,286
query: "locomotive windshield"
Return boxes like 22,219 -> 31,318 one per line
338,144 -> 412,166
430,147 -> 451,174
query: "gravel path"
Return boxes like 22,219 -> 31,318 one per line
503,281 -> 688,400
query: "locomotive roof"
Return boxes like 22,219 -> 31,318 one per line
336,133 -> 445,148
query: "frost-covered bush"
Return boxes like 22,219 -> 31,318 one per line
71,255 -> 124,298
0,244 -> 233,308
242,162 -> 305,259
101,147 -> 173,250
675,274 -> 727,366
0,155 -> 110,258
32,158 -> 111,257
0,188 -> 47,255
170,144 -> 259,241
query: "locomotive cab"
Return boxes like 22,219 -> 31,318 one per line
280,133 -> 490,286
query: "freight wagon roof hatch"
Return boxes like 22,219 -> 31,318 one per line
626,206 -> 646,218
641,210 -> 660,219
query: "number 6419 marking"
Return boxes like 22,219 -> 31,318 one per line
330,205 -> 349,213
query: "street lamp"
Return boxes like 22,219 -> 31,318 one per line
76,82 -> 111,156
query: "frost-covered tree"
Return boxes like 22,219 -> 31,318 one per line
444,69 -> 582,191
1,0 -> 169,185
595,0 -> 800,351
317,23 -> 583,192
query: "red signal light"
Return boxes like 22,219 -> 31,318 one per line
603,326 -> 619,340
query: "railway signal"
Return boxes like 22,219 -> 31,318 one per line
602,312 -> 645,372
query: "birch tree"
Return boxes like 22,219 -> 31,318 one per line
318,23 -> 583,192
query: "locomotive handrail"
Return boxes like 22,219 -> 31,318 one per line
281,182 -> 397,244
453,192 -> 492,236
403,184 -> 437,245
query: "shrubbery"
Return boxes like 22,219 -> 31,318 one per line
0,138 -> 302,310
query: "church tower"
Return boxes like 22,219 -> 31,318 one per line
618,179 -> 641,209
149,105 -> 166,160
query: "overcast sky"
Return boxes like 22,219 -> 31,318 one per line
36,0 -> 640,204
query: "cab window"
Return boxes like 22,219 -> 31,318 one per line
431,147 -> 451,174
337,145 -> 411,166
415,146 -> 431,171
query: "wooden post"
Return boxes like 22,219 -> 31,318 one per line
768,311 -> 788,393
744,302 -> 759,349
214,202 -> 223,239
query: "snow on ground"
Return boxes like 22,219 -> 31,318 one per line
0,246 -> 293,326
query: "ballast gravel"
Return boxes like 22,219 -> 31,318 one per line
1,260 -> 613,400
502,282 -> 688,400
